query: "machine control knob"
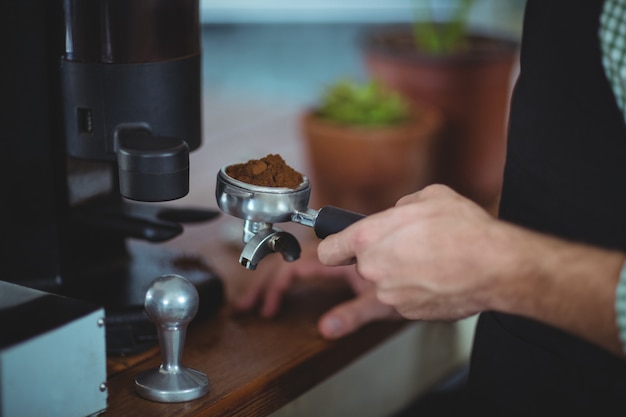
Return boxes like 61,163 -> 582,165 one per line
135,274 -> 209,402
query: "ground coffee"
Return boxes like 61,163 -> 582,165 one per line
226,154 -> 304,189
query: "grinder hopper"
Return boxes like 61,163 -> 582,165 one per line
216,166 -> 364,269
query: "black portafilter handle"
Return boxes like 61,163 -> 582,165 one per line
313,206 -> 366,239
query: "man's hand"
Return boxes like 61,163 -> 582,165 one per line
317,184 -> 626,357
318,184 -> 504,321
232,240 -> 402,339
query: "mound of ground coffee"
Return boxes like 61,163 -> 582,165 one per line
226,154 -> 304,189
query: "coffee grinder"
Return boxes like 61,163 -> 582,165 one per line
1,0 -> 223,355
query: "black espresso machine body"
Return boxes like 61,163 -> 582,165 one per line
1,0 -> 223,355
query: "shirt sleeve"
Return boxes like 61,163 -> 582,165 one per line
616,262 -> 626,353
601,0 -> 626,353
600,0 -> 626,122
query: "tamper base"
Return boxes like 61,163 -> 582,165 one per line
135,366 -> 209,402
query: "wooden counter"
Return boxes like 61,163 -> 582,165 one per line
104,229 -> 407,416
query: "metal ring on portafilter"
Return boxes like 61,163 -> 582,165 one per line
216,167 -> 310,269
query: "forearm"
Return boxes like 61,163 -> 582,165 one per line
490,221 -> 626,358
317,185 -> 626,357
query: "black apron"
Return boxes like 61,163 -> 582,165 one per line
469,0 -> 626,415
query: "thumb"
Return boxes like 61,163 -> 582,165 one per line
317,291 -> 401,339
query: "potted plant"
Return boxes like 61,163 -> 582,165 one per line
300,79 -> 442,215
363,0 -> 520,214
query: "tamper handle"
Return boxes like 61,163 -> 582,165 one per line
135,274 -> 209,403
314,206 -> 365,239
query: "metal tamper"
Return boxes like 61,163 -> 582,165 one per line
135,274 -> 209,402
216,165 -> 365,269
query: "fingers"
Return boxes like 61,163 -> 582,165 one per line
396,184 -> 466,211
317,290 -> 402,339
318,185 -> 466,269
317,207 -> 404,268
317,192 -> 420,267
317,231 -> 359,267
232,275 -> 266,311
261,259 -> 335,317
260,266 -> 296,317
317,188 -> 441,267
232,242 -> 320,315
317,214 -> 385,267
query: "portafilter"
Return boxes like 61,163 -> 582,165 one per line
216,166 -> 364,269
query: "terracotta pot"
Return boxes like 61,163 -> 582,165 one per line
300,106 -> 442,215
364,26 -> 519,213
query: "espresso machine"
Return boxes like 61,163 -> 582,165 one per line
2,0 -> 223,355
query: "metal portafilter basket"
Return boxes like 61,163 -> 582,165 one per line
216,166 -> 365,269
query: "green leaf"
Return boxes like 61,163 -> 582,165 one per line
412,0 -> 476,55
316,79 -> 411,127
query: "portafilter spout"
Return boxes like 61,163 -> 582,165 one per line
216,166 -> 365,270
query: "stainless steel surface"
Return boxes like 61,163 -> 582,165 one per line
216,166 -> 320,269
0,281 -> 107,417
239,227 -> 301,269
135,274 -> 210,403
216,166 -> 311,224
290,208 -> 319,228
216,165 -> 364,269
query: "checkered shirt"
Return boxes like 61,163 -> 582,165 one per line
601,0 -> 626,121
602,0 -> 626,353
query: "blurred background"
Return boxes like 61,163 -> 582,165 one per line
186,0 -> 527,216
199,0 -> 525,103
179,2 -> 526,416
